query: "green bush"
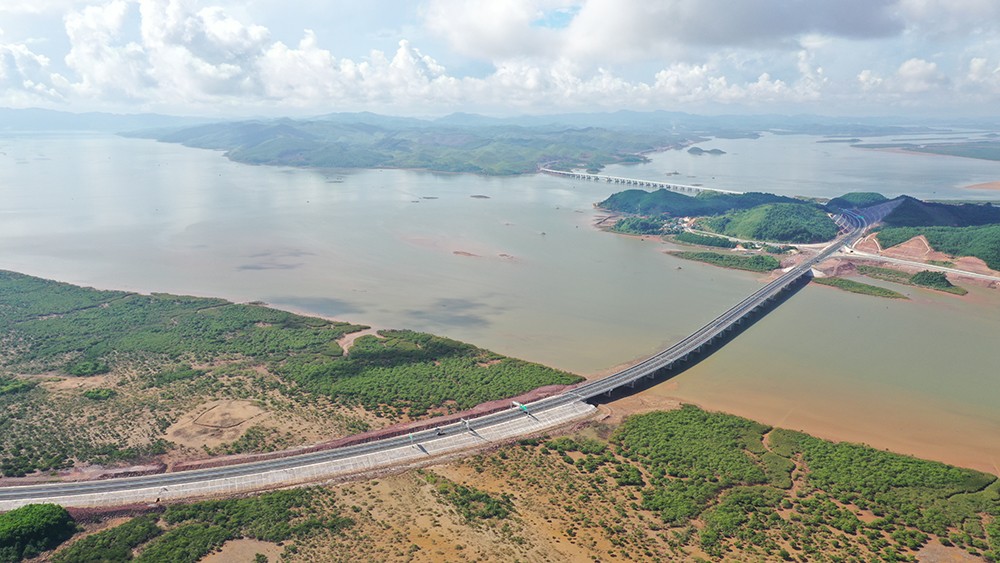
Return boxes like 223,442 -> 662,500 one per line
674,232 -> 737,248
134,524 -> 228,563
52,515 -> 161,563
67,361 -> 110,376
612,217 -> 665,235
82,388 -> 117,401
0,377 -> 35,397
0,504 -> 75,562
812,277 -> 907,299
910,270 -> 954,289
431,479 -> 515,523
671,252 -> 780,272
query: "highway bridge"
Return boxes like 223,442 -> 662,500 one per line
0,213 -> 867,509
540,168 -> 744,195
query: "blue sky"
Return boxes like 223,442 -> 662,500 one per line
1,0 -> 999,117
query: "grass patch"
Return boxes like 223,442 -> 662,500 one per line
81,388 -> 117,401
857,265 -> 967,295
611,216 -> 666,235
812,277 -> 908,299
673,232 -> 737,248
671,251 -> 780,272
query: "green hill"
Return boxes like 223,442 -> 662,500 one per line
700,203 -> 838,243
882,196 -> 1000,227
826,192 -> 888,210
598,189 -> 799,217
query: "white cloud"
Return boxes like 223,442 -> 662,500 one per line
967,57 -> 1000,85
138,0 -> 270,99
423,0 -> 563,61
0,1 -> 92,15
64,0 -> 151,99
899,0 -> 1000,36
0,0 -> 998,116
857,69 -> 883,92
426,0 -> 903,67
0,39 -> 64,105
853,57 -> 957,108
895,58 -> 945,93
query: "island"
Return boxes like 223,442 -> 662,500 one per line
687,146 -> 727,155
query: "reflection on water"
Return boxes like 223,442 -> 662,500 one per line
2,131 -> 999,471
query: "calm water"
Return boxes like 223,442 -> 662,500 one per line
3,131 -> 1000,470
603,132 -> 1000,201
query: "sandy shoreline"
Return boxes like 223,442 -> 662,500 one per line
595,363 -> 1000,476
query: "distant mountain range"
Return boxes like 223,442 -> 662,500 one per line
4,106 -> 999,136
0,108 -> 211,132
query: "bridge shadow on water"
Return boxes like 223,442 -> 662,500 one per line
585,273 -> 814,407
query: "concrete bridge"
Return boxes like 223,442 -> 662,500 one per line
540,168 -> 744,195
0,216 -> 866,509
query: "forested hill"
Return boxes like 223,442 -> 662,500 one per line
126,119 -> 692,175
880,196 -> 1000,227
700,203 -> 839,244
599,189 -> 800,217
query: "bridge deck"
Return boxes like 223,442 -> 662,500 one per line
540,168 -> 744,195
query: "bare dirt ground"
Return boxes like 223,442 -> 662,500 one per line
594,393 -> 682,425
336,326 -> 380,354
298,471 -> 603,562
917,539 -> 986,562
849,233 -> 1000,286
854,233 -> 883,253
41,373 -> 113,392
164,400 -> 267,450
880,235 -> 953,263
200,539 -> 283,562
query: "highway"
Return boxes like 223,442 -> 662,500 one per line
0,213 -> 867,509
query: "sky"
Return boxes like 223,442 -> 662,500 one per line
0,0 -> 999,118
